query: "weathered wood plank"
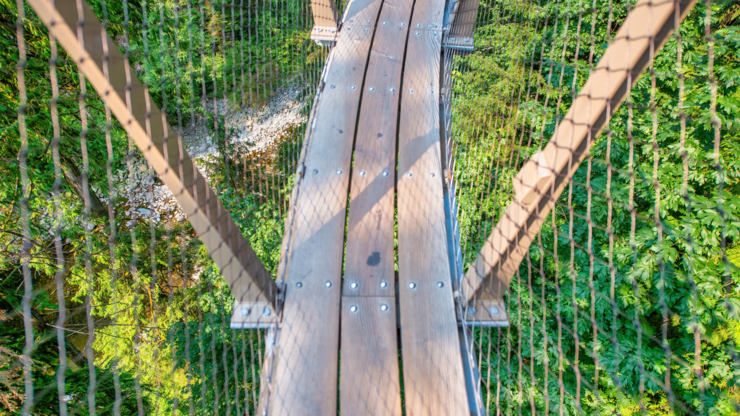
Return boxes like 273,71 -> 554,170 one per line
265,0 -> 385,412
396,5 -> 469,414
343,0 -> 413,298
340,297 -> 401,415
338,0 -> 413,412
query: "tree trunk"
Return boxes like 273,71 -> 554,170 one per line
60,157 -> 108,218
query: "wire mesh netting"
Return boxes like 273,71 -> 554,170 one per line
1,0 -> 739,414
445,0 -> 740,414
3,0 -> 326,413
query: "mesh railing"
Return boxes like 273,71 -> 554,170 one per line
445,0 -> 740,414
2,0 -> 739,414
2,0 -> 324,413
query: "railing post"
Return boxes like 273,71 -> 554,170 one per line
310,0 -> 339,46
462,0 -> 697,308
25,0 -> 280,326
443,0 -> 479,51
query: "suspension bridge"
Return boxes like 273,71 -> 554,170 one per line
5,0 -> 736,414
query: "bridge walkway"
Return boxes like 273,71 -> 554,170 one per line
256,0 -> 502,413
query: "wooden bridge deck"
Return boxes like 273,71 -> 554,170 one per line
261,0 -> 485,414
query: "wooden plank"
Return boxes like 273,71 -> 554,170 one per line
396,3 -> 469,413
343,0 -> 414,298
340,297 -> 401,415
338,0 -> 413,413
461,0 -> 698,304
264,0 -> 385,412
27,0 -> 279,322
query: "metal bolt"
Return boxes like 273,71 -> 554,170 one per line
490,307 -> 500,315
437,281 -> 444,288
409,89 -> 414,93
380,281 -> 388,288
296,282 -> 303,288
430,172 -> 435,177
382,171 -> 389,177
407,172 -> 412,177
337,170 -> 342,175
350,282 -> 358,289
382,21 -> 387,24
263,307 -> 271,316
416,23 -> 421,27
381,304 -> 389,311
351,85 -> 356,89
369,87 -> 375,91
313,169 -> 319,174
433,32 -> 437,36
401,22 -> 405,26
390,87 -> 395,92
325,281 -> 332,288
451,37 -> 456,41
469,307 -> 477,314
367,20 -> 371,24
359,170 -> 366,176
464,38 -> 470,42
350,305 -> 358,313
409,282 -> 417,289
241,307 -> 250,316
415,32 -> 420,36
331,85 -> 336,89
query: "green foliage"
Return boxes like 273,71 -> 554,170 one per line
0,0 -> 312,413
452,0 -> 740,414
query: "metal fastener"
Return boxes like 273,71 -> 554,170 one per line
369,87 -> 375,91
390,87 -> 395,92
241,307 -> 250,316
415,32 -> 420,36
382,21 -> 387,24
351,85 -> 356,89
450,37 -> 456,41
350,282 -> 358,289
296,282 -> 303,288
380,281 -> 388,288
469,307 -> 477,314
382,171 -> 389,177
313,169 -> 318,174
359,170 -> 365,176
437,281 -> 444,288
381,304 -> 389,311
490,307 -> 500,315
350,305 -> 358,313
330,85 -> 335,89
336,170 -> 342,175
409,89 -> 414,93
430,172 -> 435,177
325,281 -> 332,288
407,172 -> 412,177
409,282 -> 417,289
401,22 -> 405,26
416,23 -> 421,27
263,307 -> 271,316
